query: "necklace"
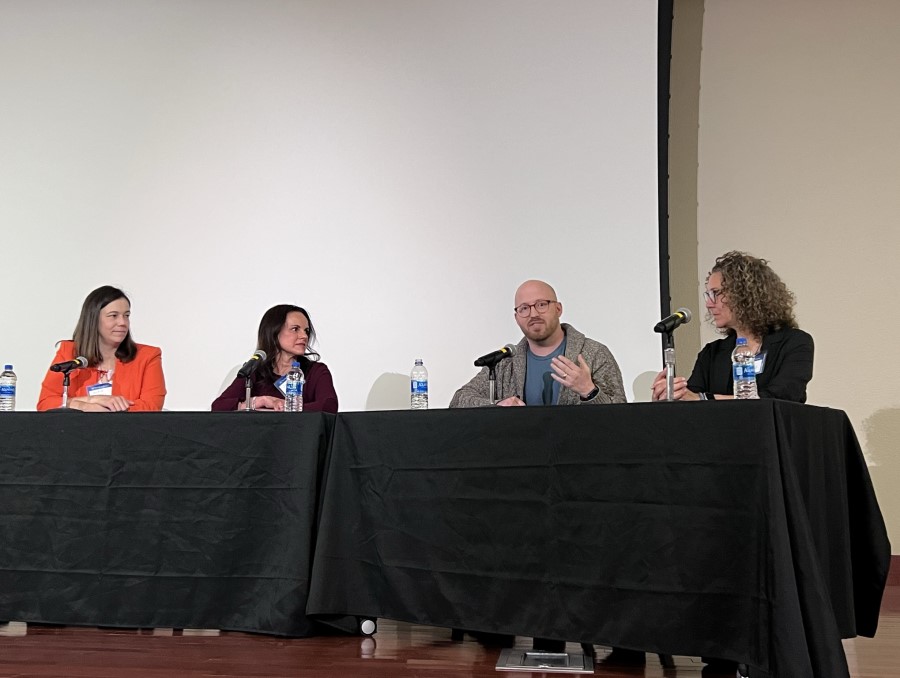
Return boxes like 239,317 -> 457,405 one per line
736,334 -> 762,355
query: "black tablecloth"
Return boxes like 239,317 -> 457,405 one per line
306,401 -> 891,678
0,403 -> 890,675
0,412 -> 333,636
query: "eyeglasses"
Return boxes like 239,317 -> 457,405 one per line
704,288 -> 724,303
514,299 -> 557,317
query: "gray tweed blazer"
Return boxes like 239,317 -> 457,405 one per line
449,323 -> 626,408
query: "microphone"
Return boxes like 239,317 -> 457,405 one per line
474,343 -> 517,367
654,308 -> 692,334
50,356 -> 89,373
237,349 -> 267,379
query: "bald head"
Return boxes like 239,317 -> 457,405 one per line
514,280 -> 564,349
514,280 -> 557,307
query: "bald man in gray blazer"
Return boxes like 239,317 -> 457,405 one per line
450,280 -> 625,408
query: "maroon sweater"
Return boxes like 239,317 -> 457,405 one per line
211,359 -> 338,413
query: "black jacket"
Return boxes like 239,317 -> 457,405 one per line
686,327 -> 814,403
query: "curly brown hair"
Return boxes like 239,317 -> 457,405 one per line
709,251 -> 798,337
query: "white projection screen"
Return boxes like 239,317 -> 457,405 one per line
0,0 -> 662,411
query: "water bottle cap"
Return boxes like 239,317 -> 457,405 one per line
735,338 -> 748,345
3,365 -> 11,370
415,358 -> 423,365
291,361 -> 300,367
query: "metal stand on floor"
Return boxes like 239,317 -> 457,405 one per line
496,648 -> 593,673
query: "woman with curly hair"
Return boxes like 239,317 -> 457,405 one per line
652,251 -> 814,402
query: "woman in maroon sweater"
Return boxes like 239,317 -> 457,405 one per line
211,305 -> 338,412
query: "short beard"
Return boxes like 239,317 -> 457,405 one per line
525,319 -> 558,343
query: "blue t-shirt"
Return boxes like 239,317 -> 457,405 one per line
523,337 -> 567,406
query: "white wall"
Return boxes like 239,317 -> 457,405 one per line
0,0 -> 662,411
693,0 -> 900,550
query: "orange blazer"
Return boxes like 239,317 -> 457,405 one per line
37,340 -> 167,411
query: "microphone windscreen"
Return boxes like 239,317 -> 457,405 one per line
504,343 -> 517,356
254,349 -> 267,360
75,356 -> 88,367
677,308 -> 692,324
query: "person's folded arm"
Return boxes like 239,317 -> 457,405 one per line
758,332 -> 814,403
303,364 -> 338,413
686,345 -> 715,398
128,348 -> 166,411
37,372 -> 65,411
449,368 -> 494,408
211,376 -> 245,411
36,345 -> 69,411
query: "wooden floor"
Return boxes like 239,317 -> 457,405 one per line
1,587 -> 897,677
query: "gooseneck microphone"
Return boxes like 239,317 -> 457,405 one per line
474,344 -> 517,367
654,308 -> 692,334
50,356 -> 89,373
237,350 -> 267,379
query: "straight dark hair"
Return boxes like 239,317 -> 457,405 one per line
256,304 -> 320,381
72,286 -> 138,366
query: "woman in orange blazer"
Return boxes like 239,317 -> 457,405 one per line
37,286 -> 166,412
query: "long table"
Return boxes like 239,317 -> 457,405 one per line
0,403 -> 890,677
0,412 -> 333,636
306,401 -> 891,678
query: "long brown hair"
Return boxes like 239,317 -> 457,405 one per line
72,286 -> 138,366
255,304 -> 320,381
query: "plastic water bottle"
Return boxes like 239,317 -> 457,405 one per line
732,338 -> 759,399
0,364 -> 16,412
284,361 -> 305,412
410,358 -> 428,410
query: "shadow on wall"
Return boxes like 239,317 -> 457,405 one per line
631,370 -> 657,403
861,408 -> 900,551
862,408 -> 900,468
366,372 -> 410,411
207,364 -> 241,408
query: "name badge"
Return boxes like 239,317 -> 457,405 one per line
87,382 -> 113,397
754,351 -> 767,376
275,375 -> 288,396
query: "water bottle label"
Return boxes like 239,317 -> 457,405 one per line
732,364 -> 756,380
411,380 -> 428,394
0,385 -> 15,397
286,380 -> 304,397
